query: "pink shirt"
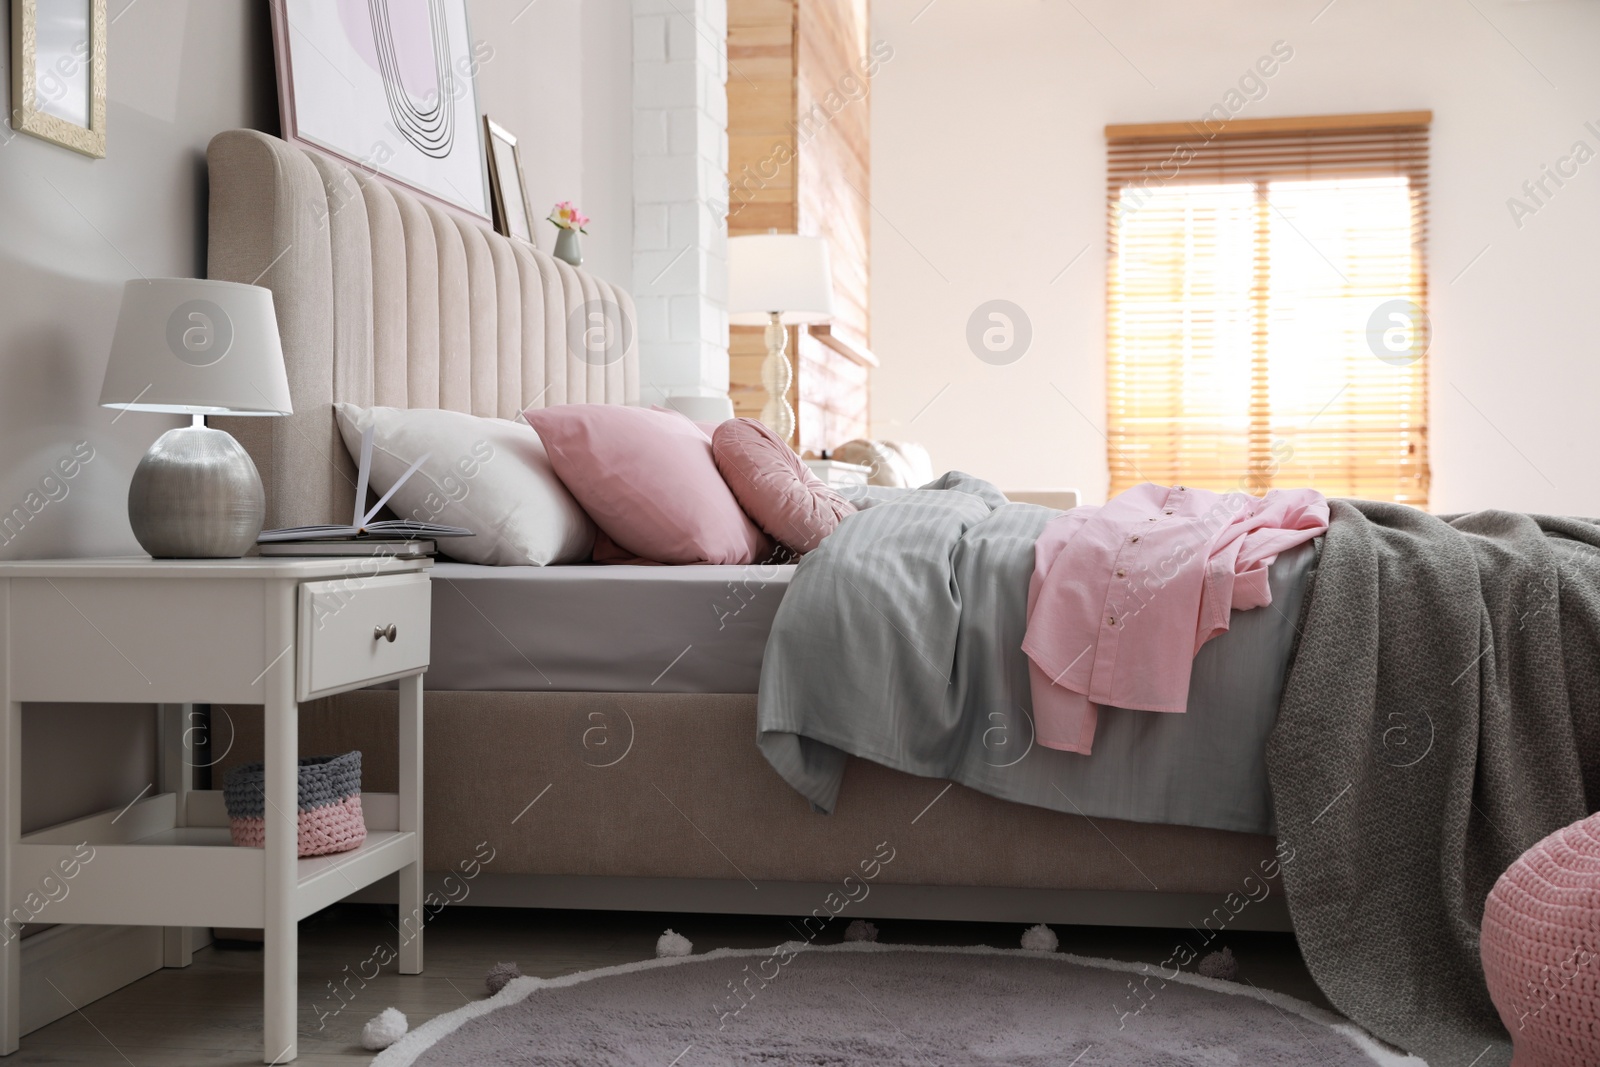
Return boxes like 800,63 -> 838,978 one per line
1021,483 -> 1328,754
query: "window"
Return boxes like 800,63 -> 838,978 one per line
1104,112 -> 1431,504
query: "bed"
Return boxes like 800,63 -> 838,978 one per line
203,127 -> 1600,1067
206,127 -> 1289,931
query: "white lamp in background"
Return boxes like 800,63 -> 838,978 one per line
727,233 -> 834,445
663,394 -> 736,425
100,278 -> 293,558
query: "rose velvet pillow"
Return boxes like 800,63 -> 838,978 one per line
711,418 -> 856,555
523,404 -> 772,565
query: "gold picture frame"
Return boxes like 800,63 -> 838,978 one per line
483,116 -> 535,243
10,0 -> 107,158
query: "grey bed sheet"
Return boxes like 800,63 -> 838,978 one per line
759,474 -> 1315,835
424,561 -> 794,693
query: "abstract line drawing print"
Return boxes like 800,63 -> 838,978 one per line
369,0 -> 456,158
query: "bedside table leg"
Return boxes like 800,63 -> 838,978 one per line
397,674 -> 423,975
158,703 -> 197,969
262,625 -> 298,1063
0,697 -> 20,1056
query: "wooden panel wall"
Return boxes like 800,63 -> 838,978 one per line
727,0 -> 798,236
727,0 -> 874,453
795,0 -> 870,349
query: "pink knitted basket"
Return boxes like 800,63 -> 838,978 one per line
222,753 -> 366,858
1482,811 -> 1600,1067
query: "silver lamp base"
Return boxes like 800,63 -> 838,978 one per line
128,426 -> 265,558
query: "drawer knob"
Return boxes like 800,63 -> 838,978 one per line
374,624 -> 398,643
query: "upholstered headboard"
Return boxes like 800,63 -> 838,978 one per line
205,129 -> 638,529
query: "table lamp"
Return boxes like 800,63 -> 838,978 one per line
99,278 -> 293,558
727,233 -> 834,445
663,394 -> 736,426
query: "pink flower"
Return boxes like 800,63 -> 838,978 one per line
548,202 -> 589,234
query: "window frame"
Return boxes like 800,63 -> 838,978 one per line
1103,111 -> 1432,505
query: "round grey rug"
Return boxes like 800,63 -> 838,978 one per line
374,943 -> 1421,1066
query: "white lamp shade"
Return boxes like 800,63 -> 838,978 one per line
727,234 -> 834,326
100,278 -> 293,416
664,394 -> 736,425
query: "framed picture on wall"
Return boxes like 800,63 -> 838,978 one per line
9,0 -> 107,157
268,0 -> 491,220
483,117 -> 534,243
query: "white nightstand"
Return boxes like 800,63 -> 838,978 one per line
1002,488 -> 1082,511
0,556 -> 432,1063
804,459 -> 873,491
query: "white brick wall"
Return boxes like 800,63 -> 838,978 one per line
632,0 -> 730,404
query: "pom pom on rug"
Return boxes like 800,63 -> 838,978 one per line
360,1007 -> 408,1051
485,961 -> 523,995
844,919 -> 879,943
656,929 -> 694,958
1020,924 -> 1059,952
1197,947 -> 1238,981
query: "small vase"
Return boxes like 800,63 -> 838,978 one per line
553,229 -> 583,267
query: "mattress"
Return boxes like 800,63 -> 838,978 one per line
423,562 -> 795,693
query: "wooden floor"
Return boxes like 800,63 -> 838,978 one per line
8,905 -> 1330,1065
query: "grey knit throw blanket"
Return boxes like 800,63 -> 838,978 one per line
1268,500 -> 1600,1066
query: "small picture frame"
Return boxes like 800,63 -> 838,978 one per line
484,116 -> 534,243
9,0 -> 107,157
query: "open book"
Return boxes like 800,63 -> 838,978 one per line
256,425 -> 474,543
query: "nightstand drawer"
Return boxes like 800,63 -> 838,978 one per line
297,572 -> 430,699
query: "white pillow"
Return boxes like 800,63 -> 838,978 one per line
830,439 -> 935,488
334,403 -> 595,566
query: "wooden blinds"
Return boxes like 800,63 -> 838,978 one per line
1104,111 -> 1432,504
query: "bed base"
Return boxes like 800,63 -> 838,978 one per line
215,690 -> 1288,936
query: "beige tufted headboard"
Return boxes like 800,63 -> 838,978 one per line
205,129 -> 638,529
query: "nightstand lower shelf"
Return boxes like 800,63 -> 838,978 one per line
16,815 -> 416,929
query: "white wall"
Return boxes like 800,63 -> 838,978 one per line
869,0 -> 1600,512
470,0 -> 634,286
631,0 -> 733,405
0,0 -> 631,829
0,0 -> 277,563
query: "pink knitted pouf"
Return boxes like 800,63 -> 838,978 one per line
1482,811 -> 1600,1066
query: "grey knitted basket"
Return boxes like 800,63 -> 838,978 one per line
223,752 -> 365,856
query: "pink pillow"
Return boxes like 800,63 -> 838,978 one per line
649,405 -> 723,440
524,404 -> 772,565
711,418 -> 856,555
